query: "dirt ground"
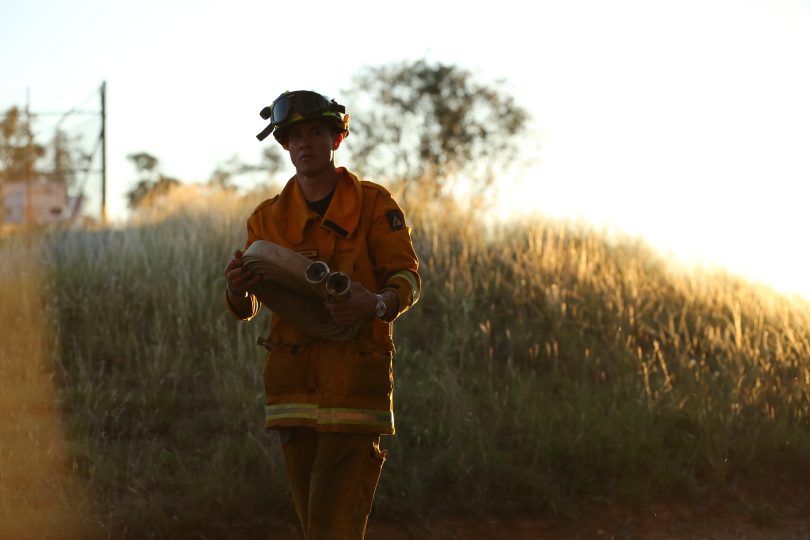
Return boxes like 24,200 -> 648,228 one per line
263,482 -> 810,539
364,500 -> 810,540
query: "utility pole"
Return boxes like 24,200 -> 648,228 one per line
100,81 -> 107,225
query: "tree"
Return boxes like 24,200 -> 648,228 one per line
207,146 -> 285,189
343,59 -> 530,202
126,152 -> 180,209
49,128 -> 86,188
1,106 -> 86,187
0,106 -> 45,184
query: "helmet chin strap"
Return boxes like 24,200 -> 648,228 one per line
256,123 -> 275,141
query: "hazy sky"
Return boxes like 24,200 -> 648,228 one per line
2,0 -> 809,299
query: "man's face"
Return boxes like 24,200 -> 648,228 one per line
285,120 -> 340,176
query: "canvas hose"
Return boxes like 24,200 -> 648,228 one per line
242,240 -> 358,341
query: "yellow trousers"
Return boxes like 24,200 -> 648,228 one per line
279,427 -> 386,540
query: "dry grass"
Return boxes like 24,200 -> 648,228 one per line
1,193 -> 808,537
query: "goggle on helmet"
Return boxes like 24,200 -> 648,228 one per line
256,90 -> 350,144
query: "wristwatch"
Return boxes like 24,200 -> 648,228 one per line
374,293 -> 387,318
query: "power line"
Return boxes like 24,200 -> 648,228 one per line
1,82 -> 106,227
33,110 -> 100,117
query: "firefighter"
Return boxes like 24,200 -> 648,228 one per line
223,90 -> 421,539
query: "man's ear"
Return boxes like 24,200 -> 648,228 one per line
332,133 -> 344,151
282,142 -> 289,151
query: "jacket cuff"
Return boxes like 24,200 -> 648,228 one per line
382,270 -> 421,317
225,289 -> 260,321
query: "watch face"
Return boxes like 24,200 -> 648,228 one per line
375,295 -> 386,317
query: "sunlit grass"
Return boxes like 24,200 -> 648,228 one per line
385,210 -> 810,516
2,189 -> 809,537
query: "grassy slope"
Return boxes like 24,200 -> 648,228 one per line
2,198 -> 808,538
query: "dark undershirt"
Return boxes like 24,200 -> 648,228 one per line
307,189 -> 335,216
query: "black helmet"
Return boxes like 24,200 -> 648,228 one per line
256,90 -> 350,144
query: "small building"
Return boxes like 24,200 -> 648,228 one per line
1,179 -> 80,228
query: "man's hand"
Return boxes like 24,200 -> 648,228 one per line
224,250 -> 262,297
325,281 -> 376,325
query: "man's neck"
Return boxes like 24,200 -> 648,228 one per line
296,166 -> 340,202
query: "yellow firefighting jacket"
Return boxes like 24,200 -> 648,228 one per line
230,167 -> 420,434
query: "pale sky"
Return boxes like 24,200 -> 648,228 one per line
2,0 -> 809,300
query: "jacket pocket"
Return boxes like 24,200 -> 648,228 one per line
263,346 -> 309,395
348,350 -> 393,400
331,248 -> 356,276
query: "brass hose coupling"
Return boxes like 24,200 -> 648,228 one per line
305,261 -> 351,303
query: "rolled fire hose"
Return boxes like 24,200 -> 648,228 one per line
241,240 -> 358,341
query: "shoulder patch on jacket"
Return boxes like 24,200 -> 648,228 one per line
385,209 -> 406,231
250,195 -> 279,217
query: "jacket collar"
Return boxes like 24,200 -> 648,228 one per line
272,167 -> 362,244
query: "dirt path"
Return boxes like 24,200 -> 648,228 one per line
262,485 -> 810,540
263,513 -> 810,540
0,241 -> 95,540
364,504 -> 810,539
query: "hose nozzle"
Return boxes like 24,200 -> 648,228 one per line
305,261 -> 351,302
305,261 -> 330,286
324,272 -> 351,302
